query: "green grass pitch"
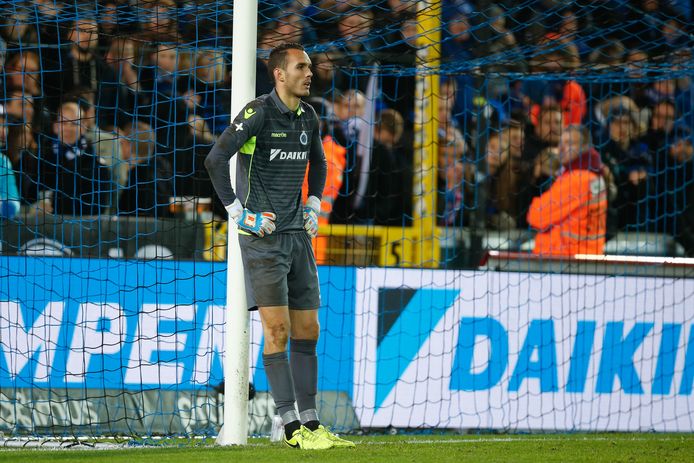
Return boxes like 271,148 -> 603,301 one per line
1,434 -> 693,463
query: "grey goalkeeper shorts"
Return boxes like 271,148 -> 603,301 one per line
239,232 -> 321,311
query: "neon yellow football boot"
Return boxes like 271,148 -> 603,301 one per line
284,425 -> 334,450
313,425 -> 356,448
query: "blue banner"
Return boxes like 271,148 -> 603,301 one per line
0,256 -> 354,393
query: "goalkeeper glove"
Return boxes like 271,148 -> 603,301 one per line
303,195 -> 320,238
226,199 -> 277,237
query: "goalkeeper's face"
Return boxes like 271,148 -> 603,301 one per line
280,49 -> 313,98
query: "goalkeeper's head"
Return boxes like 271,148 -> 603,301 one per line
268,43 -> 313,98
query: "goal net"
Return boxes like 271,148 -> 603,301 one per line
0,0 -> 693,440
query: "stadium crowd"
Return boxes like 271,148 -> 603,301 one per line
0,0 -> 692,255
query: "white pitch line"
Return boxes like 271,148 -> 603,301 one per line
353,436 -> 689,445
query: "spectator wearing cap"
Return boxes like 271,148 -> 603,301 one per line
600,107 -> 651,230
0,104 -> 21,219
647,126 -> 694,254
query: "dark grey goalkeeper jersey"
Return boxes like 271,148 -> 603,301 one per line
205,89 -> 327,233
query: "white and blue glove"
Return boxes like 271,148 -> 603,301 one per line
226,199 -> 276,237
303,196 -> 320,238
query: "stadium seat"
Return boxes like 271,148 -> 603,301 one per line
604,232 -> 686,257
482,229 -> 535,252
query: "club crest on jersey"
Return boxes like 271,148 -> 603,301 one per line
300,131 -> 308,145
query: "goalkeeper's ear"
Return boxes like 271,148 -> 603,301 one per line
274,66 -> 285,84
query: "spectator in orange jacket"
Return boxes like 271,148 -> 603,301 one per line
527,125 -> 608,256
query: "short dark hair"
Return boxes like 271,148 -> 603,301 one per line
267,42 -> 305,83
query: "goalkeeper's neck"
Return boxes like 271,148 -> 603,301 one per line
275,87 -> 301,113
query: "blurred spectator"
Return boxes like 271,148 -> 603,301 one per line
442,10 -> 473,61
302,97 -> 347,264
141,43 -> 183,98
644,74 -> 691,124
524,39 -> 585,127
302,99 -> 346,225
143,74 -> 215,199
4,87 -> 35,129
330,89 -> 368,223
176,76 -> 215,145
361,108 -> 412,225
624,0 -> 677,54
136,0 -> 179,43
524,104 -> 563,165
117,122 -> 173,218
310,50 -> 348,101
0,11 -> 38,46
495,120 -> 536,229
373,0 -> 416,29
379,14 -> 417,125
306,0 -> 356,42
625,50 -> 652,108
103,37 -> 141,125
270,3 -> 319,45
591,95 -> 646,145
104,37 -> 141,91
43,101 -> 112,216
657,15 -> 689,57
528,125 -> 608,255
437,78 -> 463,141
482,128 -> 519,230
601,107 -> 651,230
0,106 -> 21,219
4,52 -> 43,102
7,122 -> 42,208
437,124 -> 470,227
641,100 -> 677,156
256,26 -> 282,96
336,6 -> 379,91
97,1 -> 137,52
193,49 -> 231,135
69,87 -> 125,210
42,18 -> 122,126
472,4 -> 527,101
648,126 -> 694,255
4,84 -> 51,137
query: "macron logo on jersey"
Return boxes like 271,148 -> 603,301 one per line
269,149 -> 308,161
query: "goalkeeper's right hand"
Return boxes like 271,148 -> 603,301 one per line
226,199 -> 277,237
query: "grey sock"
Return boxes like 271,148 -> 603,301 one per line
290,339 -> 318,416
263,351 -> 299,424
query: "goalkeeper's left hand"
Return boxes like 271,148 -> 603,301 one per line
303,196 -> 320,238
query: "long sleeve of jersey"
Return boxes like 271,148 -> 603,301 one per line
204,102 -> 265,207
306,106 -> 327,200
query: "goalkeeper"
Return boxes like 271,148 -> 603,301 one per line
205,43 -> 354,450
